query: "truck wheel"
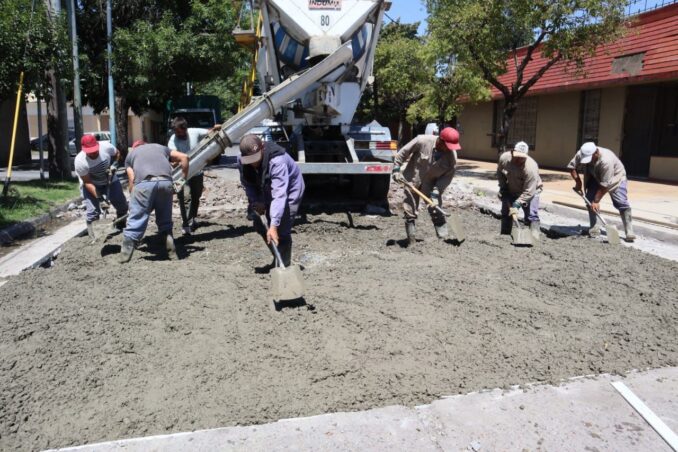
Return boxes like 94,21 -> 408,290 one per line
369,174 -> 391,200
351,175 -> 370,199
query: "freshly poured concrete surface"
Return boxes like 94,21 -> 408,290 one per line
51,367 -> 678,451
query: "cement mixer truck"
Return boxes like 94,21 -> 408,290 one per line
173,0 -> 395,204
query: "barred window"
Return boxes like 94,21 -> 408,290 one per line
493,97 -> 538,149
579,90 -> 601,147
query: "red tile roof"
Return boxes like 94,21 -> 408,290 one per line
490,3 -> 678,99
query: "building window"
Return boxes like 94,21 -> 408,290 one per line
579,89 -> 601,147
493,97 -> 538,149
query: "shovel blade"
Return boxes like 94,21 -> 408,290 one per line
448,213 -> 466,242
271,265 -> 305,301
606,225 -> 621,245
511,227 -> 535,247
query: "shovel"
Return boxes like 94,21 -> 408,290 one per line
510,212 -> 535,247
89,213 -> 128,244
398,179 -> 466,242
254,213 -> 305,301
573,189 -> 621,245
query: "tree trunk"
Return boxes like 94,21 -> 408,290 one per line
44,0 -> 71,180
114,95 -> 129,160
45,68 -> 71,180
397,113 -> 404,145
497,99 -> 517,153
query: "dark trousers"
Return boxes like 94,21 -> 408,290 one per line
177,173 -> 204,226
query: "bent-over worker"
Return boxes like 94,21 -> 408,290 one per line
567,142 -> 635,242
497,141 -> 543,240
119,140 -> 189,263
391,127 -> 461,245
238,134 -> 305,267
74,134 -> 128,239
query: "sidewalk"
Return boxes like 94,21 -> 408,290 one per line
455,159 -> 678,228
51,367 -> 678,451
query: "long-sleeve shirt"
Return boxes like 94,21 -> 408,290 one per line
497,151 -> 543,204
240,144 -> 305,227
394,134 -> 457,192
567,147 -> 626,191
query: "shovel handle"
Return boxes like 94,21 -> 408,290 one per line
254,212 -> 285,269
573,188 -> 608,226
399,180 -> 449,216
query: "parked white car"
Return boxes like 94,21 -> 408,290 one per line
68,131 -> 112,157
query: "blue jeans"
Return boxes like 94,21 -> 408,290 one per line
82,176 -> 128,223
123,179 -> 174,242
585,178 -> 630,212
502,192 -> 540,223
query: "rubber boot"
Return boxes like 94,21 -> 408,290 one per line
500,216 -> 512,235
163,233 -> 177,260
120,237 -> 135,263
405,219 -> 416,246
587,209 -> 601,238
621,208 -> 636,242
279,241 -> 292,267
530,220 -> 541,241
86,221 -> 96,240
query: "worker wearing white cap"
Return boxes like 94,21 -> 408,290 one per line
567,142 -> 635,242
497,141 -> 543,239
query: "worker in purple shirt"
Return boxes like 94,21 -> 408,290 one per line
238,134 -> 305,267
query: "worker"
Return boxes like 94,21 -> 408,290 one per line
238,134 -> 305,267
119,140 -> 189,263
497,141 -> 543,239
167,117 -> 219,235
74,134 -> 128,239
391,127 -> 461,245
567,142 -> 635,242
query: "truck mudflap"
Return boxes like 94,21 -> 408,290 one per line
298,162 -> 393,174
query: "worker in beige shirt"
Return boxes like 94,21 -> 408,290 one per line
391,127 -> 461,245
567,142 -> 635,241
497,141 -> 543,239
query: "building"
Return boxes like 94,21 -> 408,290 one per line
459,3 -> 678,182
25,95 -> 164,148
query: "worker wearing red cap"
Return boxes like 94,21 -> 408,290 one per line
392,127 -> 461,245
74,134 -> 128,239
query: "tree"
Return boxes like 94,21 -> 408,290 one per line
76,0 -> 244,153
407,43 -> 490,127
0,0 -> 72,178
370,21 -> 428,143
427,0 -> 627,151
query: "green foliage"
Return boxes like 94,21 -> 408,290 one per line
77,0 -> 246,116
0,0 -> 70,101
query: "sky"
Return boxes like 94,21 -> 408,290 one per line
384,0 -> 429,35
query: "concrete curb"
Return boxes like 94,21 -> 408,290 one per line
468,185 -> 678,243
0,195 -> 83,245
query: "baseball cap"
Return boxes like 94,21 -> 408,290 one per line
239,134 -> 263,165
439,127 -> 461,151
513,141 -> 529,157
81,135 -> 99,154
579,142 -> 597,164
132,139 -> 145,149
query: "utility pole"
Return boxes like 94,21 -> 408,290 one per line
67,0 -> 83,153
106,0 -> 116,149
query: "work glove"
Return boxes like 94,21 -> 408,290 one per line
508,207 -> 520,217
391,166 -> 404,183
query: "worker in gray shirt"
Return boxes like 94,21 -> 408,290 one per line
497,141 -> 543,239
120,140 -> 189,263
167,117 -> 219,235
568,142 -> 635,241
